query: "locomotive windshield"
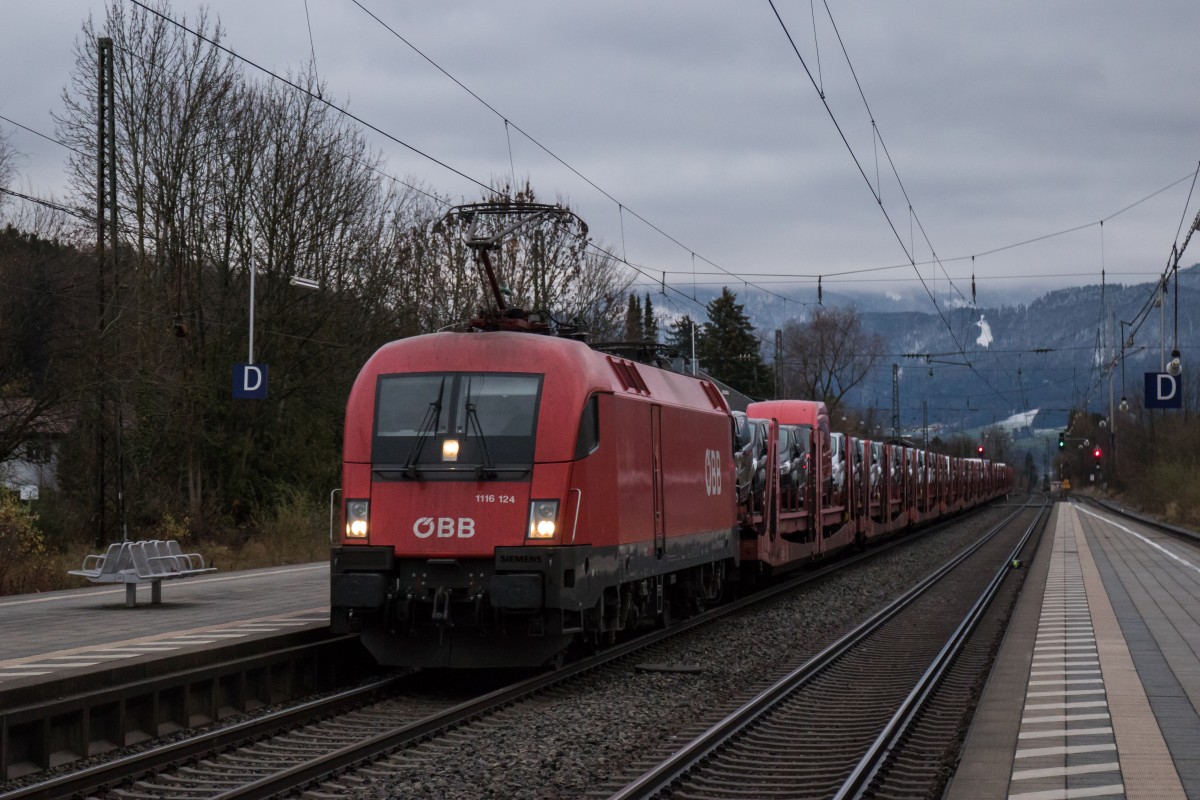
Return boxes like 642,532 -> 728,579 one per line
373,372 -> 542,479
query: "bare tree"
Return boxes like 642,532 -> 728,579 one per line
50,0 -> 436,522
30,0 -> 631,538
781,306 -> 884,417
0,128 -> 14,201
0,125 -> 77,243
57,2 -> 242,253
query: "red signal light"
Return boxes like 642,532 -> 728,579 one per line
1093,447 -> 1102,459
976,445 -> 984,455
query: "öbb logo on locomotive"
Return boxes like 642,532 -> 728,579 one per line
704,448 -> 723,497
412,517 -> 476,539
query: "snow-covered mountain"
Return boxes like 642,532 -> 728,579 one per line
663,265 -> 1200,434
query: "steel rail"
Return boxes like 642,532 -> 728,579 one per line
833,498 -> 1048,798
0,673 -> 406,800
607,499 -> 1035,800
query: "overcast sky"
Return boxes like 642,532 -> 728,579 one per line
2,1 -> 1198,317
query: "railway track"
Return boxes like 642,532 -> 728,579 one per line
0,631 -> 375,791
1,501 -> 1033,800
608,498 -> 1047,800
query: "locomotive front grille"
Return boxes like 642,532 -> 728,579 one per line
332,545 -> 394,571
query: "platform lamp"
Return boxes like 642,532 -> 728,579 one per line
1167,350 -> 1182,377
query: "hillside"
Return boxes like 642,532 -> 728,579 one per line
726,265 -> 1200,434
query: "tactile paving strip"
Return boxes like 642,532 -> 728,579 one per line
1007,506 -> 1125,800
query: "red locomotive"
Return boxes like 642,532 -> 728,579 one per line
331,332 -> 738,667
329,203 -> 1012,668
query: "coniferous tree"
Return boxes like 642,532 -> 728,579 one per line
666,314 -> 699,366
623,293 -> 643,340
698,287 -> 769,397
642,293 -> 659,343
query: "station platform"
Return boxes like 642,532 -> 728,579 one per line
947,500 -> 1200,800
0,562 -> 329,691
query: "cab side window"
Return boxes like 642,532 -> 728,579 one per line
575,395 -> 601,458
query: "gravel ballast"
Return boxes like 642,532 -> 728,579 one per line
335,505 -> 1020,800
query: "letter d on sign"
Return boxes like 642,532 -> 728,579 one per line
1158,373 -> 1177,401
233,363 -> 269,399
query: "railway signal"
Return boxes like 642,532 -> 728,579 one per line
976,444 -> 985,455
1058,431 -> 1065,449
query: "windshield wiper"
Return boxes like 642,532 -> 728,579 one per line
464,377 -> 497,480
403,376 -> 445,478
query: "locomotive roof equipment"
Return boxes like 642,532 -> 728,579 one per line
442,201 -> 588,335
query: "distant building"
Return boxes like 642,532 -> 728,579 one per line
0,400 -> 72,497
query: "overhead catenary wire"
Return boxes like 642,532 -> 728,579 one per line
2,121 -> 1179,373
0,185 -> 93,223
1170,161 -> 1199,248
1110,162 -> 1200,355
120,0 -> 803,324
302,0 -> 319,77
1,38 -> 1184,431
0,113 -> 89,158
10,4 -> 1196,384
767,0 -> 968,363
818,0 -> 968,306
346,0 -> 804,311
1166,164 -> 1200,356
0,108 -> 763,354
644,173 -> 1198,283
128,0 -> 497,198
6,12 -> 1195,335
781,0 -> 1057,420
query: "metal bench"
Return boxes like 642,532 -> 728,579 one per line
69,540 -> 216,607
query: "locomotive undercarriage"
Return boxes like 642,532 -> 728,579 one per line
331,536 -> 734,668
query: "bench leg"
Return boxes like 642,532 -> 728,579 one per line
126,583 -> 136,608
151,580 -> 162,605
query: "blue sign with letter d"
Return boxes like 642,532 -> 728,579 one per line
233,363 -> 268,399
1144,371 -> 1181,409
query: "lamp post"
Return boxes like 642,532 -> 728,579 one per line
247,251 -> 256,366
231,249 -> 270,400
238,246 -> 321,394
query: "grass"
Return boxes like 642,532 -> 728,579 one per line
1112,462 -> 1200,528
3,488 -> 331,597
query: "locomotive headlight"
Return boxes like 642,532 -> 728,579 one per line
345,499 -> 370,539
527,499 -> 560,539
442,438 -> 460,461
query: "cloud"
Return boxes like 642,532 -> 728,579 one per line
0,0 -> 1196,301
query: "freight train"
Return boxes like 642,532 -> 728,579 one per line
329,202 -> 1011,668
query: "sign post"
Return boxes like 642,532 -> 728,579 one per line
233,251 -> 268,399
